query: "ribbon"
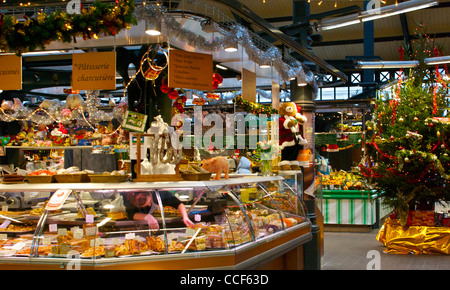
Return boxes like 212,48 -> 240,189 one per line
392,47 -> 404,125
432,47 -> 448,115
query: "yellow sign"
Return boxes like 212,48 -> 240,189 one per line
168,49 -> 213,91
72,51 -> 116,90
0,55 -> 22,90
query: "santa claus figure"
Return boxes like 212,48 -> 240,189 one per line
278,102 -> 307,170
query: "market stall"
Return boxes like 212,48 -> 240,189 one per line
0,176 -> 311,270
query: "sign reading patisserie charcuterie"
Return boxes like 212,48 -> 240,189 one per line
0,55 -> 22,90
168,49 -> 213,91
72,51 -> 116,90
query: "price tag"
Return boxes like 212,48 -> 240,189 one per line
1,205 -> 8,212
112,238 -> 121,245
0,234 -> 7,240
185,228 -> 196,236
46,189 -> 72,211
11,241 -> 26,251
0,220 -> 11,229
42,237 -> 51,245
125,233 -> 135,240
194,214 -> 201,222
85,214 -> 94,224
73,231 -> 83,240
58,228 -> 67,236
49,224 -> 58,232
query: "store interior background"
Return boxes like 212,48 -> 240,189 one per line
1,0 -> 447,171
0,0 -> 447,269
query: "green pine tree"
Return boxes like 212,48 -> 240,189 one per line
359,25 -> 450,225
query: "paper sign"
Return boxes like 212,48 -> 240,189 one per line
45,189 -> 72,211
168,49 -> 213,91
0,55 -> 22,90
72,51 -> 116,90
121,110 -> 148,133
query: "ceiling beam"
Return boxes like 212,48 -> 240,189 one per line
311,32 -> 450,47
204,0 -> 348,82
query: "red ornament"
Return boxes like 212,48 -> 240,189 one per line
168,89 -> 179,100
212,73 -> 223,83
212,73 -> 223,90
160,82 -> 170,93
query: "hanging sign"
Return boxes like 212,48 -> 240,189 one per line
0,55 -> 22,90
168,49 -> 213,91
72,51 -> 116,90
271,81 -> 280,110
242,68 -> 256,102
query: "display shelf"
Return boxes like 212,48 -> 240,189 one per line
0,175 -> 311,270
0,176 -> 284,192
5,146 -> 93,150
322,189 -> 376,227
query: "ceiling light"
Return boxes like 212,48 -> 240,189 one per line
145,20 -> 161,36
298,82 -> 307,86
424,55 -> 450,65
356,60 -> 419,69
224,39 -> 238,52
319,0 -> 438,31
216,64 -> 228,70
361,0 -> 438,22
259,61 -> 271,68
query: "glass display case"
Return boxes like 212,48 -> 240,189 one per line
0,176 -> 311,270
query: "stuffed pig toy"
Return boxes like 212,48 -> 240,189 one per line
201,156 -> 229,180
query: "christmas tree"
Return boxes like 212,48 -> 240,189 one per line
359,24 -> 450,225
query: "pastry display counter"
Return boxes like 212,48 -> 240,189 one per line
0,176 -> 311,270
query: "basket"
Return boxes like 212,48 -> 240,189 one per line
26,175 -> 54,183
88,175 -> 127,183
181,173 -> 212,181
54,174 -> 90,183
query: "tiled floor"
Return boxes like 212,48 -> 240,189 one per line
321,229 -> 450,270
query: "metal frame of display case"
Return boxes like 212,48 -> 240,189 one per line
0,176 -> 312,270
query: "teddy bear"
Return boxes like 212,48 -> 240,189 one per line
201,156 -> 229,180
278,102 -> 307,170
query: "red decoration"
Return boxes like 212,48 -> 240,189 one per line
167,89 -> 179,100
432,47 -> 448,115
212,73 -> 223,90
160,81 -> 170,93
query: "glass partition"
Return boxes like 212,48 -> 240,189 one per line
0,176 -> 308,263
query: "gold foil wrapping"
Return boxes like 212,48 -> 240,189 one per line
377,218 -> 450,254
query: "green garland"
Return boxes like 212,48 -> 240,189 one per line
0,0 -> 137,55
233,95 -> 278,115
